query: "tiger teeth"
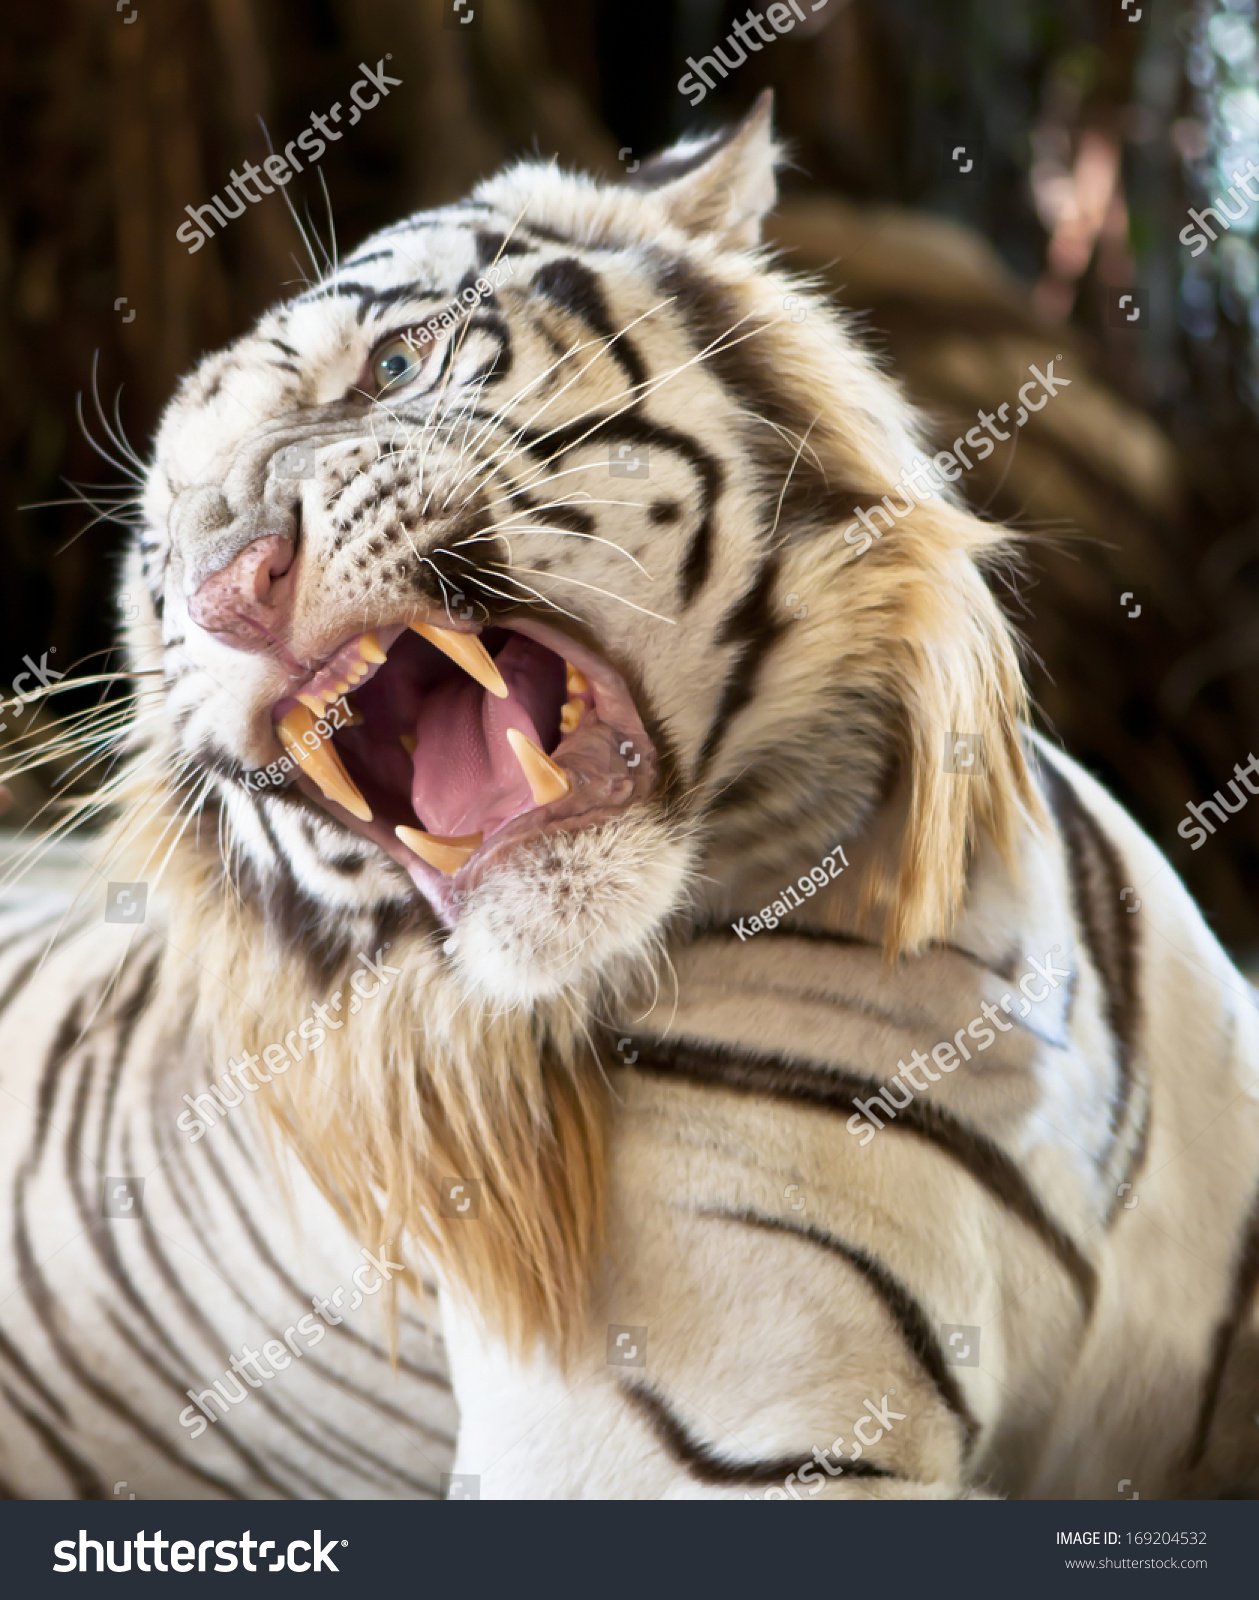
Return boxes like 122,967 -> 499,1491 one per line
276,705 -> 372,822
295,632 -> 385,714
410,620 -> 508,699
506,728 -> 571,806
395,825 -> 482,875
559,699 -> 583,735
565,663 -> 588,696
399,733 -> 417,756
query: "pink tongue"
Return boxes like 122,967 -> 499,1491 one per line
410,678 -> 540,838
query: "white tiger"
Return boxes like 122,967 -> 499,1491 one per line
2,92 -> 1258,1500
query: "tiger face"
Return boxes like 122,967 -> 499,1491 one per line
128,93 -> 1026,1010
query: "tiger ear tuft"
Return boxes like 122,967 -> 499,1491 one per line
626,89 -> 779,249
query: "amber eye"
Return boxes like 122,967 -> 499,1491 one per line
370,333 -> 430,394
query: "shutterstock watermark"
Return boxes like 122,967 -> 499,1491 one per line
0,649 -> 64,734
54,1529 -> 343,1574
744,1392 -> 907,1499
846,949 -> 1070,1144
842,359 -> 1071,558
178,1243 -> 405,1440
174,947 -> 400,1142
678,2 -> 833,107
176,60 -> 401,254
1176,753 -> 1259,850
1179,158 -> 1259,257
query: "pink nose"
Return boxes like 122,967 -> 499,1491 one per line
188,535 -> 294,646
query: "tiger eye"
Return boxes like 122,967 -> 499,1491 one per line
371,336 -> 427,394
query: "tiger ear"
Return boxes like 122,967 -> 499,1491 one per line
627,89 -> 779,248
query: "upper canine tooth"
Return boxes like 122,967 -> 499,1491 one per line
395,825 -> 482,876
410,621 -> 508,699
276,705 -> 373,822
359,631 -> 387,664
505,728 -> 571,806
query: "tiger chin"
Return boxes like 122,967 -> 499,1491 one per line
69,89 -> 1259,1499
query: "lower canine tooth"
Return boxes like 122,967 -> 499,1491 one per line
506,728 -> 571,805
276,705 -> 373,822
395,825 -> 482,875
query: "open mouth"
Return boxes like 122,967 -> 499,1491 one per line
269,615 -> 655,923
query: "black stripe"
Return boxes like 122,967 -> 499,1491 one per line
196,1137 -> 451,1414
0,1382 -> 108,1499
506,484 -> 596,535
1037,755 -> 1142,1206
515,413 -> 723,605
699,1207 -> 980,1449
31,998 -> 86,1163
13,1187 -> 246,1499
337,249 -> 394,270
530,257 -> 648,393
12,1000 -> 247,1499
103,1309 -> 297,1499
651,252 -> 858,543
94,953 -> 160,1182
0,951 -> 49,1027
626,1038 -> 1097,1313
475,230 -> 533,266
621,1380 -> 897,1487
137,1132 -> 451,1487
692,921 -> 1023,987
694,555 -> 784,780
1186,1180 -> 1259,1469
0,1320 -> 71,1425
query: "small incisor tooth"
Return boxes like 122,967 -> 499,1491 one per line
276,705 -> 372,822
410,621 -> 508,699
559,699 -> 583,735
506,728 -> 571,806
359,631 -> 387,664
565,662 -> 588,695
395,825 -> 482,876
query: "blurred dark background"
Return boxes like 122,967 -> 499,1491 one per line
5,0 -> 1259,952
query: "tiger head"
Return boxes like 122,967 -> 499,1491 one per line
117,92 -> 1033,1350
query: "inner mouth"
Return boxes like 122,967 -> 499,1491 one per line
268,615 -> 654,923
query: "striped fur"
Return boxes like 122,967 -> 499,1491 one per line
3,93 -> 1259,1497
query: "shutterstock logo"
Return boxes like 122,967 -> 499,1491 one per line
53,1529 -> 343,1573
